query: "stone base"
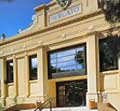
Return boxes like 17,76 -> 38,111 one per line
6,97 -> 16,107
5,96 -> 45,108
0,97 -> 6,107
86,92 -> 102,107
20,106 -> 98,111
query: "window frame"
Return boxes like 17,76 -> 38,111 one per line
6,60 -> 14,83
29,55 -> 38,80
48,43 -> 87,79
99,36 -> 119,72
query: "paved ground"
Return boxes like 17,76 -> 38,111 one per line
21,107 -> 98,111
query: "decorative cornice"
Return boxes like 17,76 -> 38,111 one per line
0,10 -> 103,46
34,4 -> 46,12
34,1 -> 56,12
46,0 -> 56,7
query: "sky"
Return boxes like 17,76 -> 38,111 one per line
0,0 -> 51,38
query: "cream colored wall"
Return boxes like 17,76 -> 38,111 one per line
47,0 -> 98,26
101,71 -> 120,110
0,15 -> 109,59
0,49 -> 49,107
0,58 -> 7,106
0,60 -> 2,79
104,74 -> 119,91
0,0 -> 120,109
86,34 -> 100,106
107,93 -> 120,110
48,80 -> 56,107
7,84 -> 14,97
17,58 -> 26,97
48,75 -> 87,107
29,82 -> 40,96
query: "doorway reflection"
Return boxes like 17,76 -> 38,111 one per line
57,80 -> 87,107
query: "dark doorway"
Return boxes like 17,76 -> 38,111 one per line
56,80 -> 87,107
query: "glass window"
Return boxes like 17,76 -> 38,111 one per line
50,53 -> 57,59
6,60 -> 13,83
29,55 -> 38,80
56,80 -> 87,107
57,49 -> 75,58
48,44 -> 86,79
99,35 -> 120,72
57,60 -> 77,68
57,55 -> 75,63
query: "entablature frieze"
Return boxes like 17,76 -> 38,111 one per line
0,10 -> 102,46
0,12 -> 120,59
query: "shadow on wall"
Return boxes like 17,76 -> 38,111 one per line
98,103 -> 117,111
4,103 -> 36,111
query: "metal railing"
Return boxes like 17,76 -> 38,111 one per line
34,97 -> 53,111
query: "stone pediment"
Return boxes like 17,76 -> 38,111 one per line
19,0 -> 99,35
0,0 -> 99,43
0,0 -> 102,56
35,0 -> 98,26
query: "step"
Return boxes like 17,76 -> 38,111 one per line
20,107 -> 98,111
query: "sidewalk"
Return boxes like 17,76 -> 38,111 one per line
21,107 -> 98,111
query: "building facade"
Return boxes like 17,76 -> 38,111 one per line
0,0 -> 120,109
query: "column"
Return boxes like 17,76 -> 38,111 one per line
86,33 -> 101,106
0,57 -> 7,106
25,54 -> 30,97
37,46 -> 48,99
13,55 -> 18,97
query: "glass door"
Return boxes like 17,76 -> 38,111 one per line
56,80 -> 87,107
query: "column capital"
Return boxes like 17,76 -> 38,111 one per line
37,45 -> 48,50
87,31 -> 98,37
12,55 -> 16,59
24,52 -> 28,56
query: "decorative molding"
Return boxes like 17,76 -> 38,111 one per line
88,25 -> 96,32
49,5 -> 81,23
38,40 -> 43,44
56,0 -> 72,9
61,34 -> 67,39
0,51 -> 3,55
11,48 -> 14,52
0,10 -> 102,46
23,44 -> 26,49
24,52 -> 28,56
34,4 -> 46,12
12,55 -> 16,59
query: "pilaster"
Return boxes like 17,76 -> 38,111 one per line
13,55 -> 18,97
86,33 -> 102,106
0,57 -> 7,106
37,46 -> 48,98
25,54 -> 30,97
